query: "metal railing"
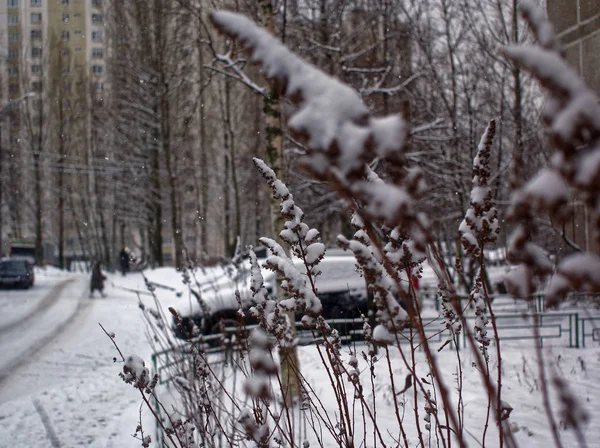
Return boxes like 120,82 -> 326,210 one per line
458,312 -> 580,349
580,316 -> 600,348
150,308 -> 599,446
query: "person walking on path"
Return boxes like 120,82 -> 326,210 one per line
119,246 -> 130,276
90,262 -> 107,298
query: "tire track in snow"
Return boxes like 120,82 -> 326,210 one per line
0,280 -> 89,396
0,279 -> 73,335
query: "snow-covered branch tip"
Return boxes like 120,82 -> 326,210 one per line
459,119 -> 499,259
253,158 -> 324,319
211,11 -> 408,180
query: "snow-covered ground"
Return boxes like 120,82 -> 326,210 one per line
0,266 -> 598,447
0,268 -> 182,448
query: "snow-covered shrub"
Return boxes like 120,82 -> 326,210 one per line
209,9 -> 487,447
108,2 -> 598,447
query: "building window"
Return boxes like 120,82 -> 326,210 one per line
95,82 -> 104,91
62,13 -> 69,23
8,67 -> 19,78
75,47 -> 82,52
31,0 -> 41,5
92,64 -> 104,74
92,47 -> 103,58
74,30 -> 82,36
62,30 -> 70,40
8,48 -> 17,59
91,0 -> 101,7
32,47 -> 42,58
32,81 -> 42,92
9,84 -> 19,96
8,0 -> 18,8
62,64 -> 70,73
8,15 -> 18,24
31,64 -> 42,74
62,48 -> 70,56
61,0 -> 68,4
8,32 -> 18,42
31,29 -> 42,40
31,12 -> 42,24
91,14 -> 102,24
92,30 -> 103,42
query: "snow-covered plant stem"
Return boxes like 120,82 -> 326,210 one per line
209,9 -> 504,446
252,158 -> 365,446
459,119 -> 506,447
429,233 -> 520,448
99,323 -> 188,448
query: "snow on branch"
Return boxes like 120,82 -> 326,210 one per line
337,234 -> 408,341
503,45 -> 600,146
518,0 -> 561,53
253,158 -> 324,319
210,11 -> 408,178
459,119 -> 499,259
213,9 -> 427,340
503,1 -> 600,305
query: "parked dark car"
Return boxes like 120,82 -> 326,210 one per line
0,258 -> 35,288
173,254 -> 373,340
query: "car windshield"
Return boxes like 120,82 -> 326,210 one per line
0,260 -> 27,273
317,258 -> 360,281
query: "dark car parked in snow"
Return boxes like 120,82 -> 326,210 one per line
0,258 -> 35,288
173,254 -> 372,340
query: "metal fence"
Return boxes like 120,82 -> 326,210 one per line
154,311 -> 597,376
150,308 -> 599,446
580,316 -> 600,347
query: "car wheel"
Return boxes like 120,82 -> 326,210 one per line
330,306 -> 348,335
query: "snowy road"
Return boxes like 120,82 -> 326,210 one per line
0,271 -> 160,448
0,278 -> 81,386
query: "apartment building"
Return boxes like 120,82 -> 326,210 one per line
547,0 -> 600,253
0,0 -> 105,99
0,0 -> 106,261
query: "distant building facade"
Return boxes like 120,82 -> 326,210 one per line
0,0 -> 106,261
547,0 -> 600,253
0,0 -> 105,103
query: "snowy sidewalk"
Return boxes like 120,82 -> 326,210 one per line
0,275 -> 87,389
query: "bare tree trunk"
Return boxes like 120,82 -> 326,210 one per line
57,104 -> 66,269
228,97 -> 242,250
0,123 -> 4,255
199,95 -> 208,259
162,89 -> 184,268
34,97 -> 44,264
259,0 -> 302,407
150,133 -> 164,266
220,76 -> 241,256
111,209 -> 117,270
67,186 -> 89,272
510,0 -> 523,190
220,78 -> 233,256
